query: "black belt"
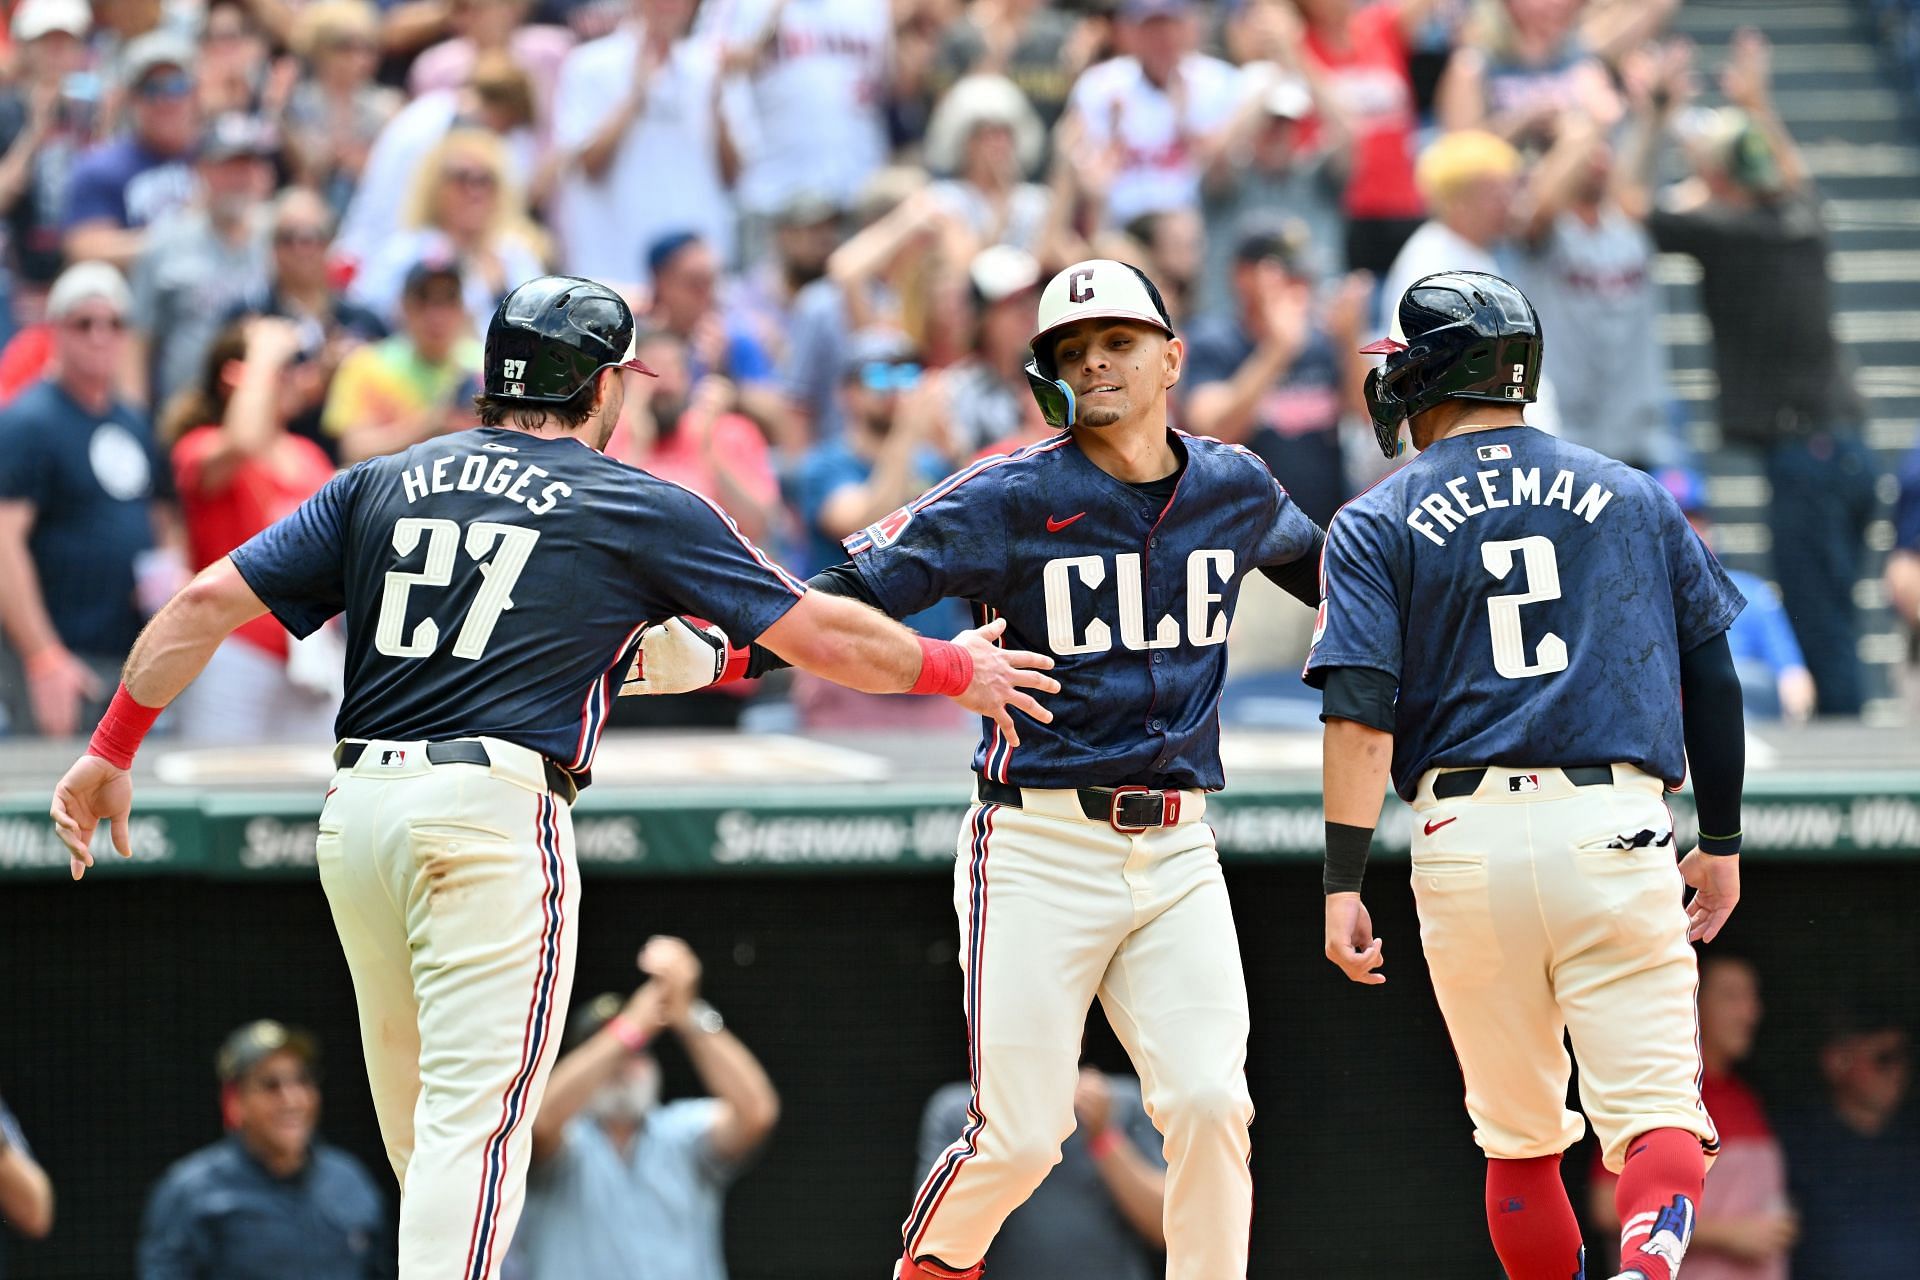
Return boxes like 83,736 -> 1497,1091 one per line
976,776 -> 1187,832
1431,765 -> 1613,800
333,740 -> 580,805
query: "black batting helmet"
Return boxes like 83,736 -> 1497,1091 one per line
483,275 -> 656,403
1359,271 -> 1542,458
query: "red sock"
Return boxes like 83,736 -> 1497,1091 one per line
1613,1128 -> 1705,1280
1485,1154 -> 1585,1280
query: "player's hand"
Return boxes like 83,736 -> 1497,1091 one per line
949,617 -> 1058,749
26,645 -> 101,738
1680,848 -> 1741,943
1324,892 -> 1385,985
1072,1067 -> 1112,1135
50,754 -> 134,881
619,617 -> 732,696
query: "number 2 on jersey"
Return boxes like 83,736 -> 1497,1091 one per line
1480,535 -> 1568,679
374,518 -> 541,660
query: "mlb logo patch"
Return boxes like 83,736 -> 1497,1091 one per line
377,749 -> 408,767
1477,443 -> 1512,462
863,505 -> 914,550
1508,773 -> 1541,793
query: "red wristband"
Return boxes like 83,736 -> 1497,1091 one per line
86,683 -> 162,770
1086,1128 -> 1123,1161
606,1013 -> 651,1054
907,637 -> 974,697
719,645 -> 750,684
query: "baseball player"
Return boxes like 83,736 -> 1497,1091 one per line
628,259 -> 1327,1280
1307,271 -> 1748,1280
48,276 -> 1057,1279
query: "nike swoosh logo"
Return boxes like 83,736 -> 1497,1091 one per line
1046,512 -> 1087,533
1423,817 -> 1458,836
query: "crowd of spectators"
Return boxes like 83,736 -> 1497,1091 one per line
0,0 -> 1905,741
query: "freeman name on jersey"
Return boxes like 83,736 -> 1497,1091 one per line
1405,463 -> 1615,547
397,444 -> 573,517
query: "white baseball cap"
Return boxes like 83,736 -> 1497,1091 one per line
1030,258 -> 1173,363
12,0 -> 90,41
47,260 -> 133,320
1024,258 -> 1174,428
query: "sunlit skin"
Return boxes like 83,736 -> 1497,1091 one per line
1044,317 -> 1184,483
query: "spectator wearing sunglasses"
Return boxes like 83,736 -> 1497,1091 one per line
159,317 -> 340,742
0,262 -> 174,738
128,112 -> 279,414
347,128 -> 547,336
1781,1010 -> 1920,1280
138,1021 -> 392,1280
60,31 -> 201,270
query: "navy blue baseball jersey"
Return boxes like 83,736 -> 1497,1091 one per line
1303,425 -> 1745,799
843,430 -> 1321,790
229,427 -> 806,770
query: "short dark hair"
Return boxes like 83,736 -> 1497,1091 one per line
473,376 -> 600,430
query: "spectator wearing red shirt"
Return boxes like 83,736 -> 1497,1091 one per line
1589,953 -> 1797,1280
1296,0 -> 1448,275
162,316 -> 340,742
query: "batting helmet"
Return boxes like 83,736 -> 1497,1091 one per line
483,275 -> 656,404
1359,271 -> 1542,458
1024,258 -> 1175,429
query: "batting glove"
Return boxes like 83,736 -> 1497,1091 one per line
619,617 -> 745,696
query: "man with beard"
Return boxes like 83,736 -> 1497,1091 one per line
512,936 -> 779,1280
625,259 -> 1327,1279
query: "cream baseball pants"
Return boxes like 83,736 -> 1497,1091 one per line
1409,764 -> 1718,1173
903,789 -> 1255,1280
316,737 -> 580,1279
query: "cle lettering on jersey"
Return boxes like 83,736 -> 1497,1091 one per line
398,448 -> 575,517
1405,466 -> 1614,547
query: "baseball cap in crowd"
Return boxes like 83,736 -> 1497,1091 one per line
47,260 -> 133,320
120,30 -> 197,91
773,191 -> 842,228
217,1019 -> 319,1084
11,0 -> 90,42
923,74 -> 1045,177
564,992 -> 628,1054
1233,220 -> 1309,274
644,229 -> 704,280
970,245 -> 1042,306
1121,0 -> 1191,20
198,112 -> 279,163
402,255 -> 464,302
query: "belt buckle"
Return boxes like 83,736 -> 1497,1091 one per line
1108,785 -> 1179,833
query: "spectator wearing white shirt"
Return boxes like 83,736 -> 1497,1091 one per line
723,0 -> 892,220
1063,0 -> 1248,227
551,0 -> 738,286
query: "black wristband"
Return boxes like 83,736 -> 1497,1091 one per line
1324,821 -> 1373,895
1697,829 -> 1742,856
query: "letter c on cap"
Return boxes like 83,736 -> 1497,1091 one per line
1069,269 -> 1095,304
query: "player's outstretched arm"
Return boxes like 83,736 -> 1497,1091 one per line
756,593 -> 1059,746
50,558 -> 269,880
1677,631 -> 1745,942
1322,715 -> 1393,985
